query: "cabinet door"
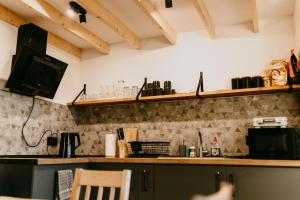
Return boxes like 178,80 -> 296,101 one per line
154,165 -> 226,200
90,163 -> 154,200
226,166 -> 300,200
136,165 -> 154,200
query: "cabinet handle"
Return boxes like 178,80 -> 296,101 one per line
142,169 -> 149,192
215,171 -> 220,191
130,170 -> 135,191
229,174 -> 236,198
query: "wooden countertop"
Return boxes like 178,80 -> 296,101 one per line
89,157 -> 300,167
3,157 -> 300,167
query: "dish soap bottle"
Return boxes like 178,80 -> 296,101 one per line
211,137 -> 221,157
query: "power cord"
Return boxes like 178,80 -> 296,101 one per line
21,97 -> 53,147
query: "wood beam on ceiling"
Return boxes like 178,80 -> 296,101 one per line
250,0 -> 259,33
0,4 -> 81,58
192,0 -> 216,39
134,0 -> 176,44
20,0 -> 110,54
77,0 -> 141,49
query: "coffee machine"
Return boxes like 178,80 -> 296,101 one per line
59,132 -> 81,158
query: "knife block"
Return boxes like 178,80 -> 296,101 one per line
124,128 -> 137,156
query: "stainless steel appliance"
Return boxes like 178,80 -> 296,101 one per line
59,132 -> 81,158
253,117 -> 288,128
247,128 -> 300,159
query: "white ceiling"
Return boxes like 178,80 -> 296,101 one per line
0,0 -> 295,49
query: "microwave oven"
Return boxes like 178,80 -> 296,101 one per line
247,128 -> 300,159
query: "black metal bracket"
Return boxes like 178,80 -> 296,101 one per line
72,84 -> 86,105
136,78 -> 147,103
196,72 -> 204,98
288,83 -> 293,93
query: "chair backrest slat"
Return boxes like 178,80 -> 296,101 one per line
97,187 -> 104,200
71,169 -> 131,200
109,188 -> 115,200
84,185 -> 91,200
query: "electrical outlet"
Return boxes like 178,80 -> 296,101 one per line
47,136 -> 58,146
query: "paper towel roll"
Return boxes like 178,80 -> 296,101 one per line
105,133 -> 116,157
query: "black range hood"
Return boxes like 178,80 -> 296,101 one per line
5,23 -> 68,99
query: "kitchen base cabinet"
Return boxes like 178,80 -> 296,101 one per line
226,166 -> 300,200
90,163 -> 154,200
0,163 -> 87,199
154,165 -> 226,200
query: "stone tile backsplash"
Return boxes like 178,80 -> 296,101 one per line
1,77 -> 300,156
71,92 -> 300,156
0,79 -> 77,155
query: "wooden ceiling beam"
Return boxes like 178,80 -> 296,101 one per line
134,0 -> 176,44
192,0 -> 216,38
20,0 -> 110,54
250,0 -> 259,33
0,4 -> 81,58
77,0 -> 141,49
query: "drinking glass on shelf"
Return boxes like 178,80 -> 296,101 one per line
123,86 -> 131,98
131,86 -> 139,98
98,85 -> 106,99
117,80 -> 125,98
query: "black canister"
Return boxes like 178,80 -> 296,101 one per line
241,76 -> 252,88
153,81 -> 160,89
231,78 -> 241,89
164,87 -> 172,95
164,81 -> 171,89
251,76 -> 264,88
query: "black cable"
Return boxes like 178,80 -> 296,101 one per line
21,97 -> 52,147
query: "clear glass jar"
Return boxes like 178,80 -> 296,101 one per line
189,146 -> 196,158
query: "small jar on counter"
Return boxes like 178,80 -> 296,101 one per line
189,146 -> 196,158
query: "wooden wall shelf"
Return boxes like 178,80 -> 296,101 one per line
67,84 -> 300,107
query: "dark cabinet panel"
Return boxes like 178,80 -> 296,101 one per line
226,166 -> 300,200
154,164 -> 226,200
90,163 -> 154,200
0,164 -> 33,198
32,163 -> 87,199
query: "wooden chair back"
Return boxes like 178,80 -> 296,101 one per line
71,168 -> 131,200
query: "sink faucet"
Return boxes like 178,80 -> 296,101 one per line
198,131 -> 208,157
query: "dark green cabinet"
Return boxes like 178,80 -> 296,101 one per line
0,163 -> 88,199
154,165 -> 226,200
226,166 -> 300,200
90,163 -> 154,200
2,161 -> 300,200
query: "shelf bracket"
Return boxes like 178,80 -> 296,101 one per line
196,72 -> 204,98
136,78 -> 147,103
72,84 -> 86,105
288,83 -> 293,93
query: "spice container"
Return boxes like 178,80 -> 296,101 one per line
189,146 -> 196,157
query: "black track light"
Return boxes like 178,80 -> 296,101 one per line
165,0 -> 173,8
69,1 -> 87,23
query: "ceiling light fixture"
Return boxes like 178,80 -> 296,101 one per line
165,0 -> 173,8
66,8 -> 75,18
69,1 -> 87,23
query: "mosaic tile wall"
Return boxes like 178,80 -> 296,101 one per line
0,79 -> 77,155
71,92 -> 300,156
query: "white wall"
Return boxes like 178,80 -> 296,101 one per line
0,16 -> 296,103
81,17 -> 295,94
294,0 -> 300,54
0,21 -> 81,104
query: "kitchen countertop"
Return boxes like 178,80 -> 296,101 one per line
2,156 -> 300,167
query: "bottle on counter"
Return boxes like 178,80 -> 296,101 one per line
178,140 -> 186,157
290,49 -> 300,75
189,146 -> 196,158
211,137 -> 221,157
